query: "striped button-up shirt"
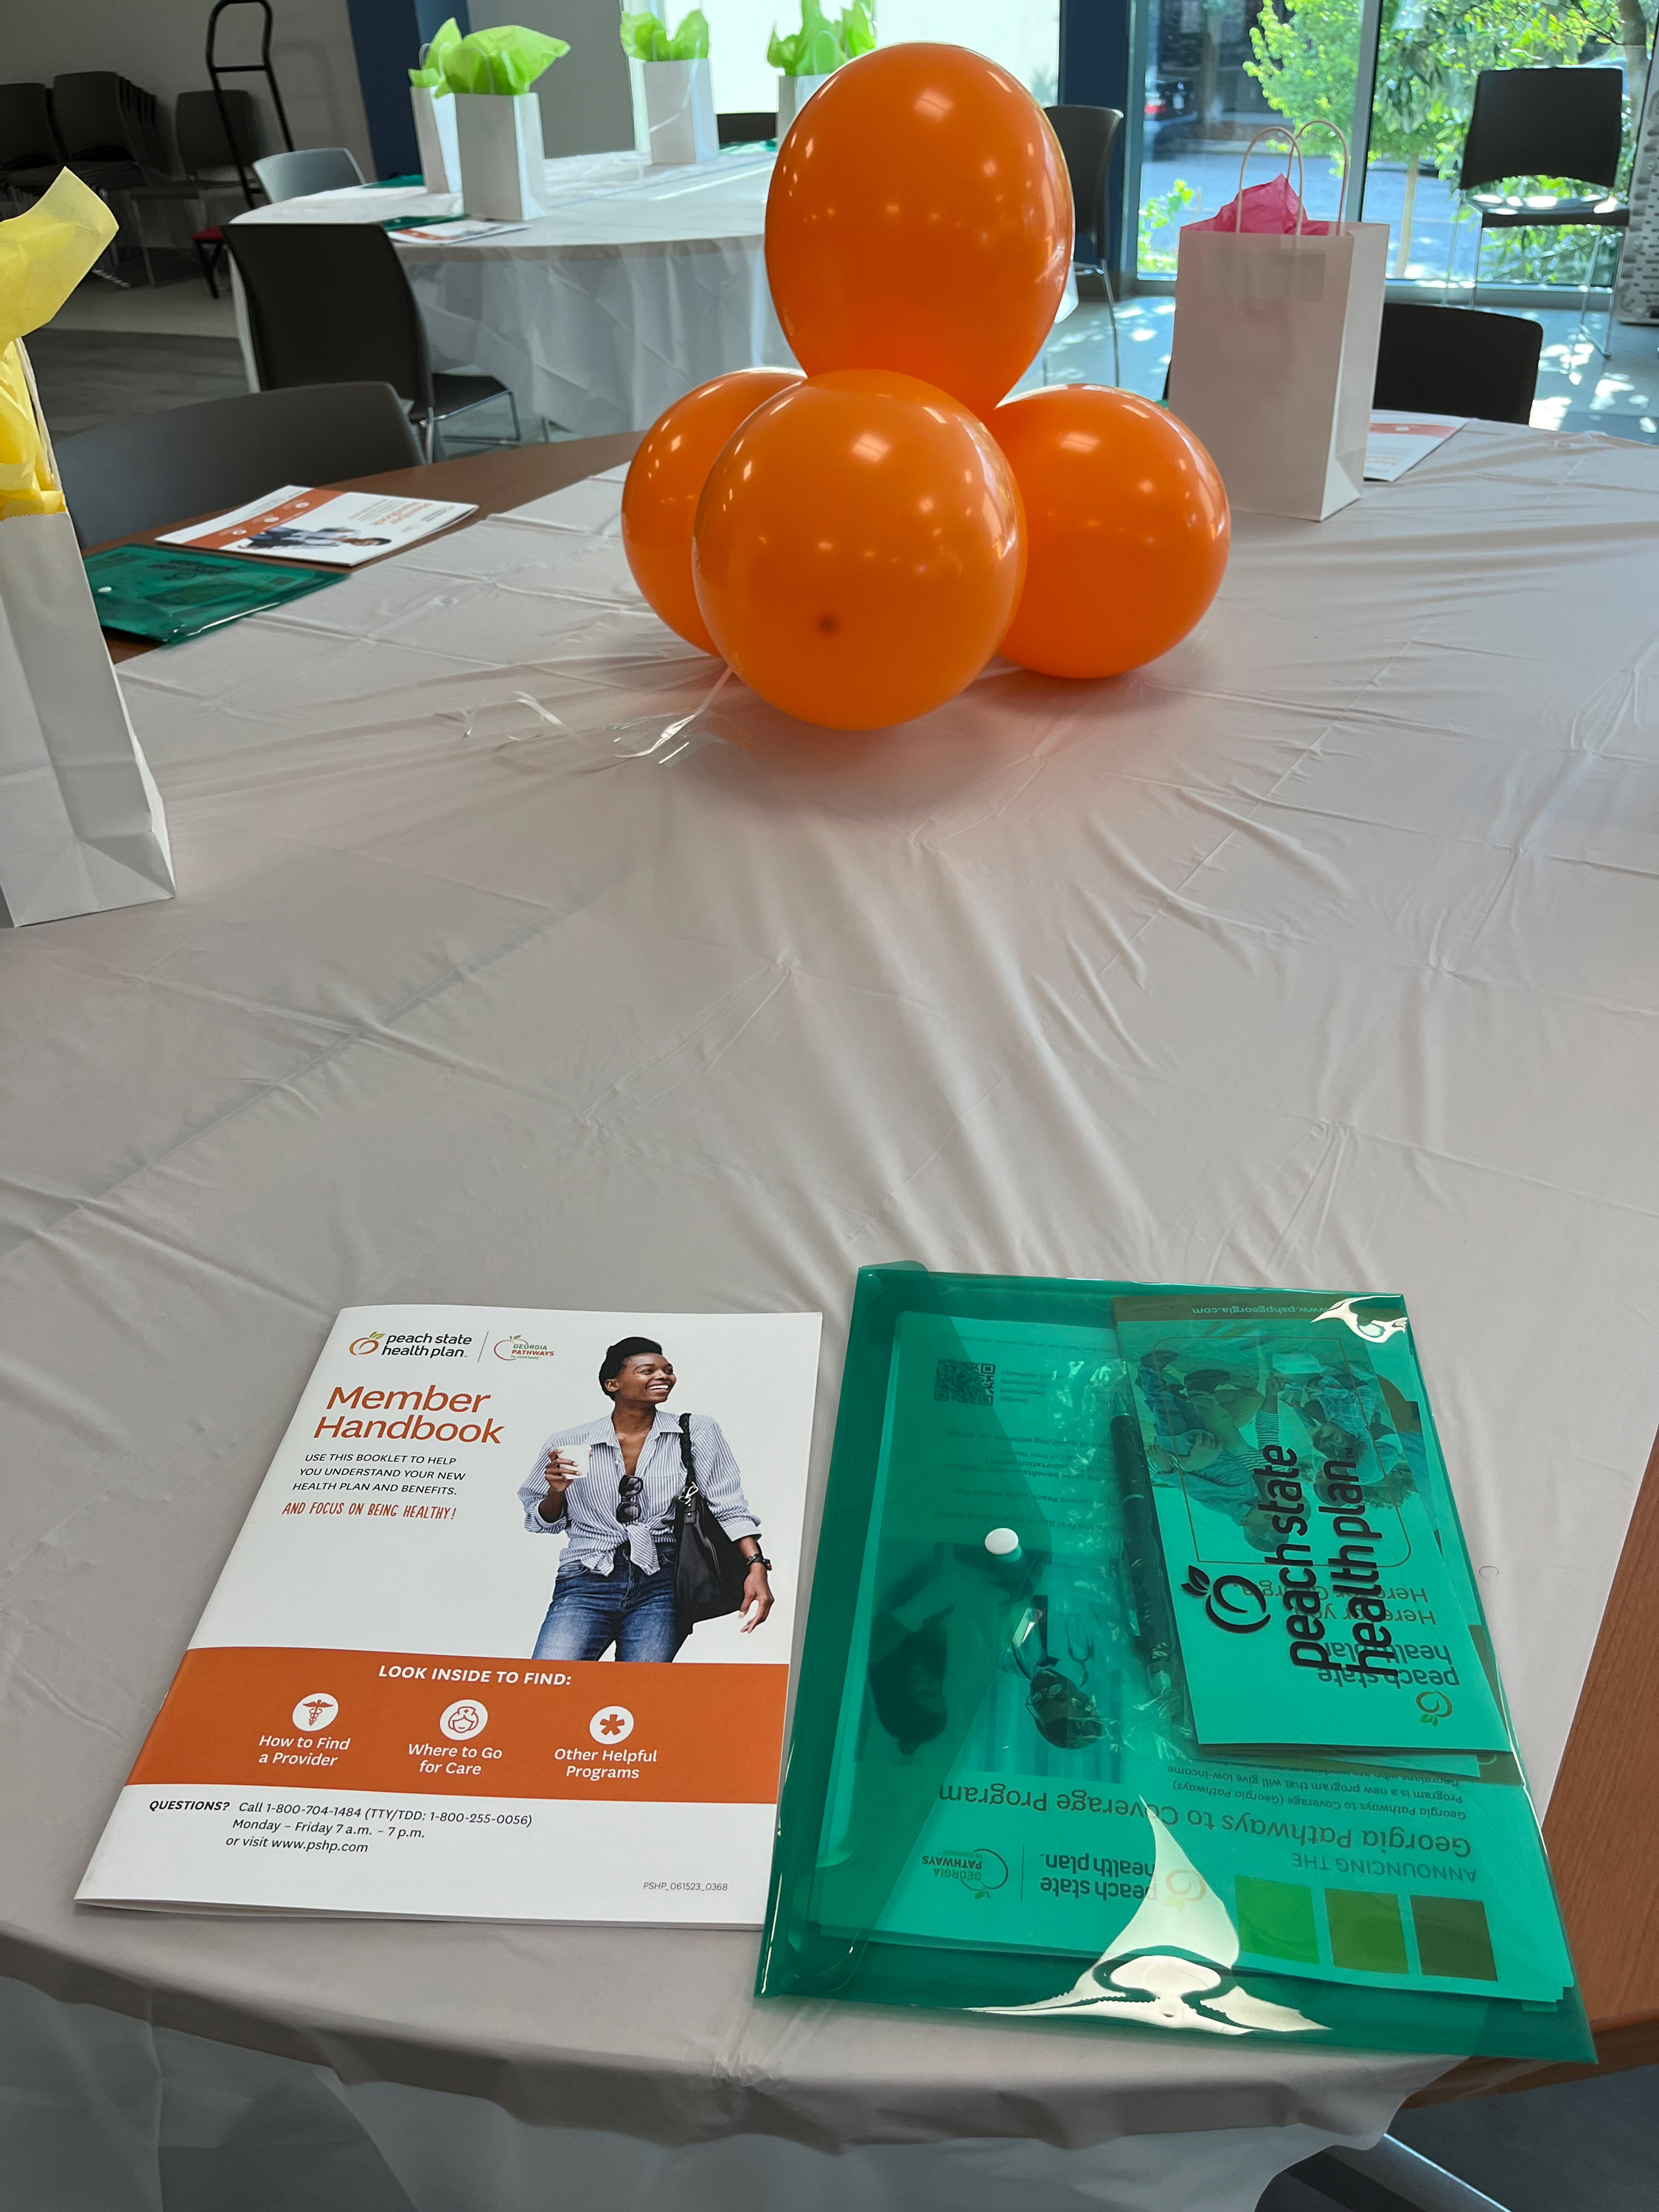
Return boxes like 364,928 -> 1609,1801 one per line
517,1408 -> 759,1575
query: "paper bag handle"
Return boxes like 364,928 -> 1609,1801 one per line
1226,121 -> 1352,237
1226,125 -> 1305,232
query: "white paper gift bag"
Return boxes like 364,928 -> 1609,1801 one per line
0,341 -> 174,929
411,85 -> 461,195
1168,128 -> 1388,522
455,91 -> 546,221
634,58 -> 718,167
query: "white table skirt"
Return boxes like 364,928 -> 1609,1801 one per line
7,421 -> 1659,2199
232,155 -> 795,436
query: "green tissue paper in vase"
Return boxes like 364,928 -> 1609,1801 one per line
408,13 -> 463,88
621,11 -> 710,62
767,0 -> 872,74
443,24 -> 569,96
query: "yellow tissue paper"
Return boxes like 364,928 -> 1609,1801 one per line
0,170 -> 119,521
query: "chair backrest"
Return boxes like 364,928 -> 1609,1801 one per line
56,381 -> 422,548
717,110 -> 776,146
0,83 -> 61,170
175,88 -> 262,178
1044,104 -> 1124,264
1458,68 -> 1624,195
49,72 -> 131,161
226,221 -> 433,415
253,146 -> 364,202
51,73 -> 164,170
1372,302 -> 1543,425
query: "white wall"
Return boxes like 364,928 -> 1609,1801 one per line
6,0 -> 374,175
466,1 -> 638,158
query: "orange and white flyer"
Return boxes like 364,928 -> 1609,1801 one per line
78,1304 -> 820,1925
1365,409 -> 1467,484
159,485 -> 476,565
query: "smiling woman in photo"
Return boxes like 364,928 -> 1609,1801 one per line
517,1335 -> 773,1662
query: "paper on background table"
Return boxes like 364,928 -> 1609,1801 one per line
161,485 -> 476,566
1365,410 -> 1466,483
389,218 -> 530,243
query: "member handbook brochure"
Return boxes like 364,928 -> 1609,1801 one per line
79,1305 -> 821,1925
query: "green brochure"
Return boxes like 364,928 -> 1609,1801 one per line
83,544 -> 343,645
758,1267 -> 1590,2062
1113,1292 -> 1511,1758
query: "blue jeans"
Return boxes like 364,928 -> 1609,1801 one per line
533,1545 -> 684,1663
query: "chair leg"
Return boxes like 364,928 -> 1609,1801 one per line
422,411 -> 437,462
1573,228 -> 1613,361
1102,263 -> 1121,389
507,389 -> 521,443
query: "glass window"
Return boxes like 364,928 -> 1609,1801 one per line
1138,0 -> 1357,275
699,2 -> 1060,118
1357,0 -> 1655,290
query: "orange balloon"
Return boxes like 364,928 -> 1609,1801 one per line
765,46 -> 1072,422
692,369 -> 1025,731
991,387 -> 1231,678
622,368 -> 803,653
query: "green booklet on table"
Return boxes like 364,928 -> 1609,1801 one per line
758,1269 -> 1589,2061
84,543 -> 344,646
1114,1291 -> 1511,1759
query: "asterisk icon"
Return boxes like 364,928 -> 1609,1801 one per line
598,1711 -> 627,1737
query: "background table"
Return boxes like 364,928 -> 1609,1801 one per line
6,421 -> 1659,2207
231,153 -> 793,437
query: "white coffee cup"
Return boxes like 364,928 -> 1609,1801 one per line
548,1441 -> 591,1483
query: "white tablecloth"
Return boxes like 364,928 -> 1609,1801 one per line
232,153 -> 793,436
6,422 -> 1659,2205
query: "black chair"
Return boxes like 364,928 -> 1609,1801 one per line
0,83 -> 63,207
1373,302 -> 1543,425
55,381 -> 423,547
1455,68 -> 1628,350
225,220 -> 521,457
1045,104 -> 1124,385
717,110 -> 776,147
126,89 -> 264,292
49,72 -> 166,188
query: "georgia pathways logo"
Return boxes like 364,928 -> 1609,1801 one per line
1180,1566 -> 1270,1635
348,1332 -> 385,1357
493,1334 -> 556,1360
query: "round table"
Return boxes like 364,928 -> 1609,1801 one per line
232,151 -> 789,439
229,151 -> 1076,440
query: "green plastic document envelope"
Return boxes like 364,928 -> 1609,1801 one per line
757,1268 -> 1590,2061
83,544 -> 343,645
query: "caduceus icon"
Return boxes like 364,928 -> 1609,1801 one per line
302,1698 -> 333,1727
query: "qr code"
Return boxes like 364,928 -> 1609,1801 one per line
934,1359 -> 995,1406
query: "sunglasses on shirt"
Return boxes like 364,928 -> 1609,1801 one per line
616,1472 -> 644,1523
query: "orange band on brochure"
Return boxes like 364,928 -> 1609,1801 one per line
128,1647 -> 787,1804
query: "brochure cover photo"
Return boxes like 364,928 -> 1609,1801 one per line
79,1304 -> 821,1925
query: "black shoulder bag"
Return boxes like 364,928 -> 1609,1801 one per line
672,1413 -> 751,1633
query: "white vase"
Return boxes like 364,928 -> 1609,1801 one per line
409,86 -> 460,196
454,92 -> 546,221
633,58 -> 717,167
777,72 -> 834,138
